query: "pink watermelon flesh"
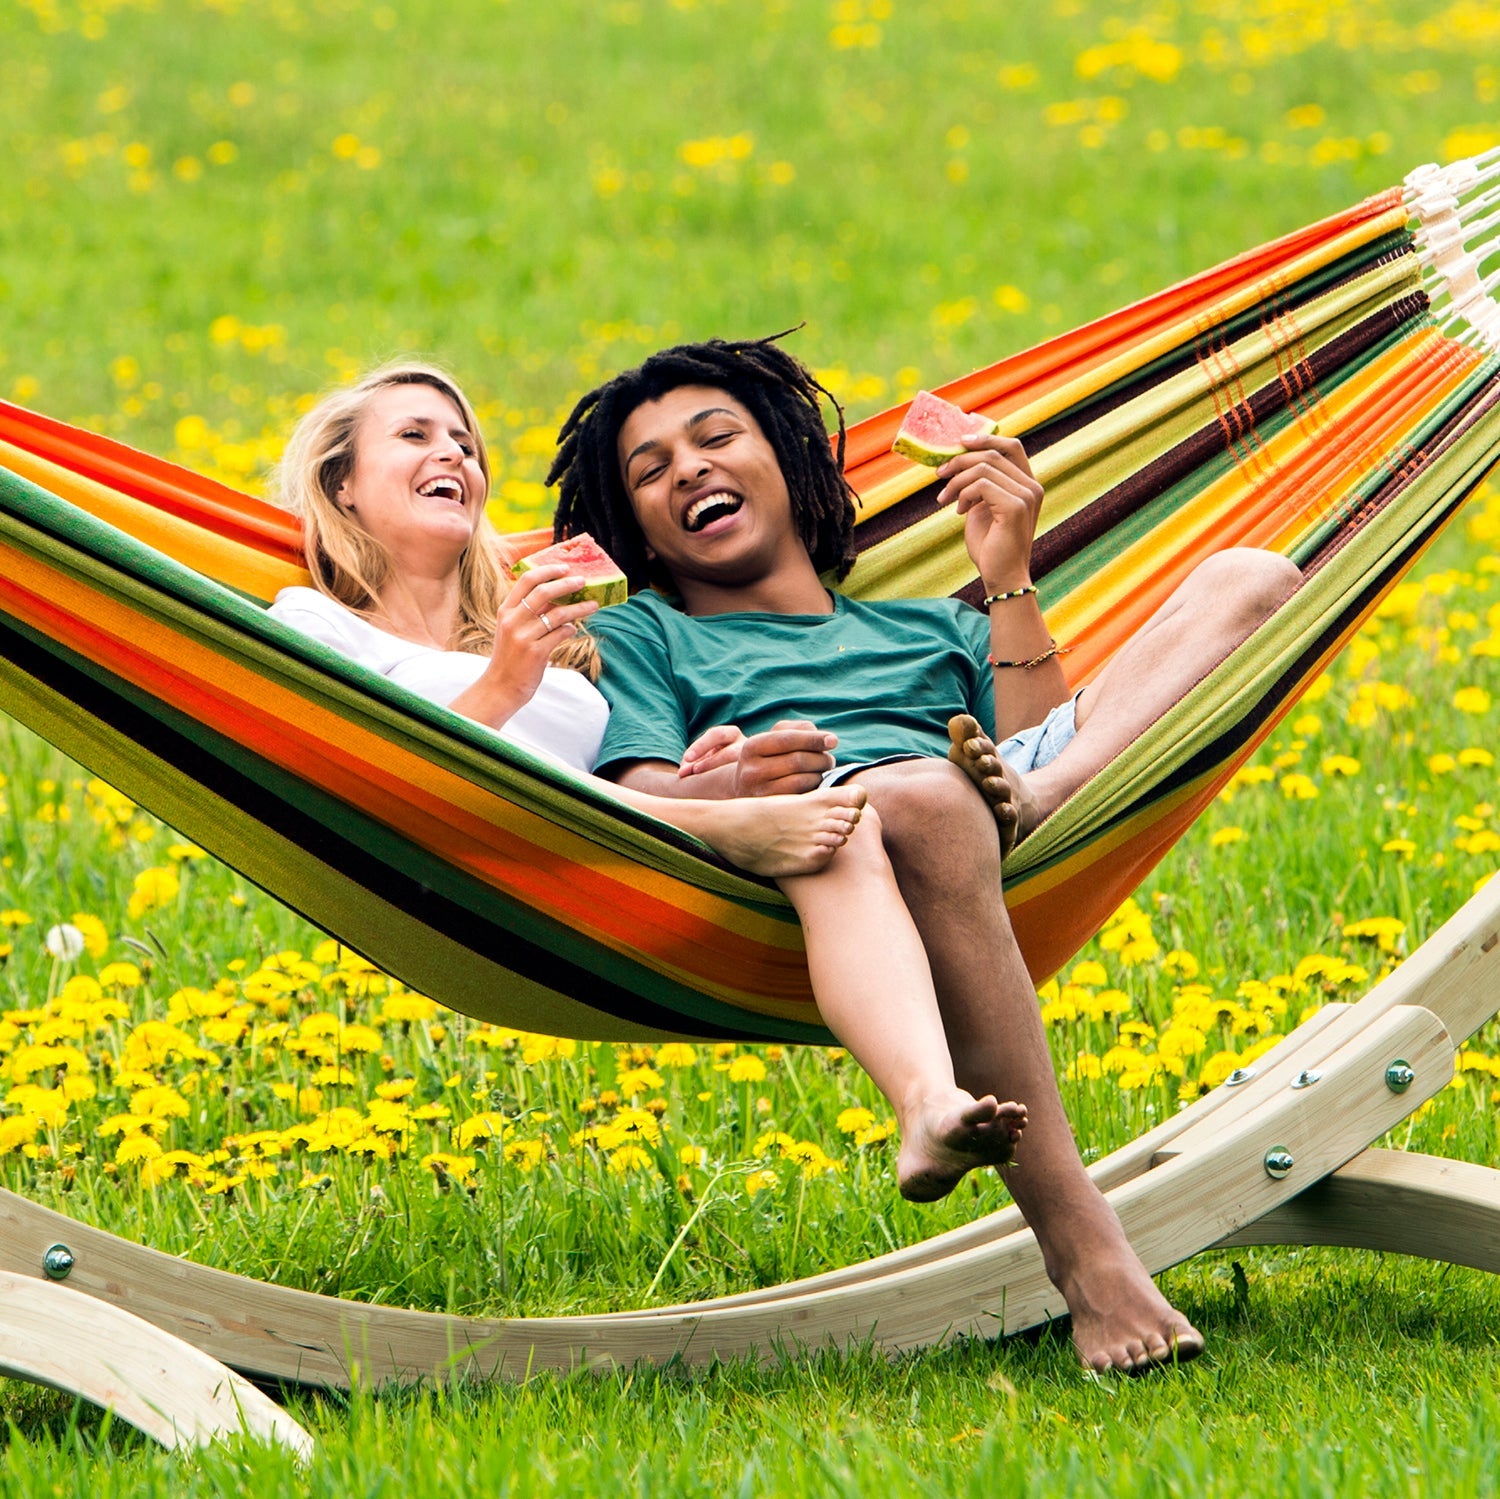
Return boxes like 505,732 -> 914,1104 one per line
892,390 -> 998,465
512,533 -> 628,607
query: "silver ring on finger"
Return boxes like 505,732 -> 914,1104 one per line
521,596 -> 539,618
540,612 -> 553,632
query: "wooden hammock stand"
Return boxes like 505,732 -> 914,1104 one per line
3,147 -> 1499,1455
0,875 -> 1495,1445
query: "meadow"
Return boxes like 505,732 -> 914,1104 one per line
2,0 -> 1500,1492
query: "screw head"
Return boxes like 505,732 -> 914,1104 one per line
42,1243 -> 74,1281
1226,1067 -> 1256,1087
1291,1068 -> 1322,1090
1264,1146 -> 1295,1180
1385,1060 -> 1415,1093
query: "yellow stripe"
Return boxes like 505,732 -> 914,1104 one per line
0,439 -> 308,600
852,206 -> 1413,523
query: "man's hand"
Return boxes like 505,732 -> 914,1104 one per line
936,433 -> 1045,593
730,719 -> 838,796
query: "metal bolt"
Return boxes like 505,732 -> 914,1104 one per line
1226,1067 -> 1257,1087
1291,1068 -> 1322,1090
1385,1060 -> 1415,1093
1264,1146 -> 1295,1180
42,1243 -> 74,1281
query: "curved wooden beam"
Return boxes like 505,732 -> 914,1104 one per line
0,880 -> 1491,1389
0,1272 -> 313,1457
1217,1148 -> 1500,1271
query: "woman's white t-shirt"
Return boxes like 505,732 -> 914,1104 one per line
266,586 -> 607,774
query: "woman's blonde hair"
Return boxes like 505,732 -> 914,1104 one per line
276,361 -> 597,677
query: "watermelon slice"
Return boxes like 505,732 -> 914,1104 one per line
891,390 -> 999,466
511,533 -> 628,608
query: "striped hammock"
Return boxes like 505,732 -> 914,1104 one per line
2,155 -> 1498,1046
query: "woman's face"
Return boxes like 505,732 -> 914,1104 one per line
337,382 -> 487,569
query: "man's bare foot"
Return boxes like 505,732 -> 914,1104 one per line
946,715 -> 1041,855
692,785 -> 868,877
897,1090 -> 1027,1202
1054,1243 -> 1205,1374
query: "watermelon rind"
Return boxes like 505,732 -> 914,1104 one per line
892,390 -> 999,466
512,533 -> 629,608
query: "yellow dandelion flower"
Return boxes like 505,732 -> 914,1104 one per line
503,1139 -> 547,1171
616,1065 -> 665,1097
1157,1025 -> 1207,1060
0,1115 -> 43,1154
1163,950 -> 1200,980
381,993 -> 439,1024
337,1024 -> 382,1053
115,1134 -> 164,1165
1280,773 -> 1319,801
1459,748 -> 1495,768
1343,916 -> 1406,953
654,1043 -> 699,1068
728,1055 -> 768,1083
130,1085 -> 189,1121
1070,960 -> 1108,986
745,1167 -> 779,1196
457,1111 -> 511,1149
126,866 -> 180,919
836,1106 -> 876,1135
608,1144 -> 653,1175
1454,686 -> 1492,714
422,1151 -> 477,1184
1321,755 -> 1360,777
68,913 -> 109,958
786,1140 -> 838,1177
1382,838 -> 1416,859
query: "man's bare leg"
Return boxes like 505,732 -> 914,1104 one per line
955,549 -> 1301,842
856,757 -> 1204,1371
780,807 -> 1026,1202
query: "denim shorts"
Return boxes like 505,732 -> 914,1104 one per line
996,691 -> 1081,774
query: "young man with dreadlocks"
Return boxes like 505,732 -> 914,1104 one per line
548,335 -> 1292,1371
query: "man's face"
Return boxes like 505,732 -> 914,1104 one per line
616,384 -> 805,595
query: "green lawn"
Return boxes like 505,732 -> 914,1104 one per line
2,0 -> 1499,1491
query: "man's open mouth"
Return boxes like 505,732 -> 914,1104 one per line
684,492 -> 743,532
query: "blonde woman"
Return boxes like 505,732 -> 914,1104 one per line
269,363 -> 1025,1203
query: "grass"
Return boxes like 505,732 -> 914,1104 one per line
2,0 -> 1500,1491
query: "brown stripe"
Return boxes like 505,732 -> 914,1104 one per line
1027,290 -> 1430,579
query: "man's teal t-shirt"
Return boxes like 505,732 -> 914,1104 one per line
588,589 -> 993,777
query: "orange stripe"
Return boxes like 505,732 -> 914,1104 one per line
0,550 -> 823,1016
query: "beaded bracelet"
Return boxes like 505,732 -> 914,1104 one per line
982,585 -> 1038,606
988,640 -> 1069,670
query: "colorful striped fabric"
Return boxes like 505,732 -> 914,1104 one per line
2,185 -> 1498,1042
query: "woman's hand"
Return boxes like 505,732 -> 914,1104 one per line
679,724 -> 746,778
479,563 -> 600,721
936,433 -> 1044,593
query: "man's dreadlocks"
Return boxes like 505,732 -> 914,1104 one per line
547,333 -> 859,592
